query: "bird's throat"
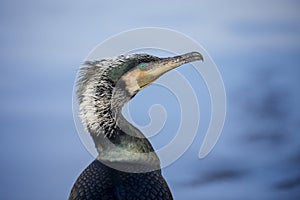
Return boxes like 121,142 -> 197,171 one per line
78,75 -> 160,171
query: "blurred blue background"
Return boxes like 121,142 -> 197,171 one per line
1,0 -> 300,199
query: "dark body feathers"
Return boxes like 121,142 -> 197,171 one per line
69,160 -> 173,200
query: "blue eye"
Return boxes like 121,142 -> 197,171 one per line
138,63 -> 147,71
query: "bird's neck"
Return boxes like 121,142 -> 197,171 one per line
79,78 -> 160,172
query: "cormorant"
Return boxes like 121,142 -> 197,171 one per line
69,52 -> 203,200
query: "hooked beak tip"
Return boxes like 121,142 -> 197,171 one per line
180,51 -> 203,63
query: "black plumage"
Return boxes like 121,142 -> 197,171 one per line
69,160 -> 172,200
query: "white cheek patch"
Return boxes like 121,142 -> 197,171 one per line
121,69 -> 141,96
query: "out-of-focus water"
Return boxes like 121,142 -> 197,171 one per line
0,0 -> 299,199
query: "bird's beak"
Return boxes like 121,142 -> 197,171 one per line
120,52 -> 203,96
137,52 -> 203,89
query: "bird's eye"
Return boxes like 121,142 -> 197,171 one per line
137,63 -> 147,71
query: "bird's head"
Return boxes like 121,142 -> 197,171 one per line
77,51 -> 203,137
